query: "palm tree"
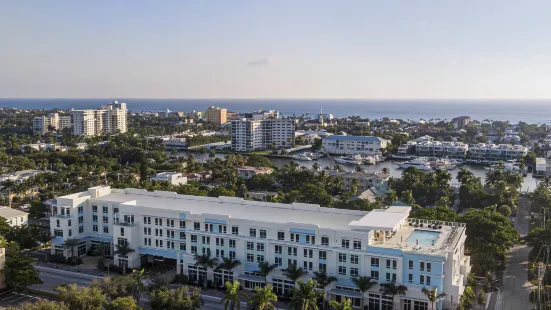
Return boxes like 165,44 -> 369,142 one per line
385,189 -> 398,206
352,276 -> 376,309
313,270 -> 337,307
194,253 -> 219,288
379,282 -> 408,310
329,298 -> 353,310
400,189 -> 414,205
249,285 -> 278,310
422,287 -> 447,310
217,257 -> 242,287
258,261 -> 278,284
282,263 -> 308,284
312,163 -> 320,171
220,280 -> 248,310
382,167 -> 390,175
132,268 -> 148,293
114,243 -> 135,274
62,238 -> 80,264
289,278 -> 326,310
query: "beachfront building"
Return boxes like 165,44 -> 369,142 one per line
468,143 -> 528,161
322,135 -> 388,155
414,141 -> 469,158
0,207 -> 29,227
205,106 -> 228,125
150,172 -> 187,186
231,119 -> 295,152
451,116 -> 471,129
71,101 -> 128,136
32,113 -> 72,135
49,186 -> 470,309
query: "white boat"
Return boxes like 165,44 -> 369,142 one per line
362,156 -> 376,165
335,155 -> 363,165
292,153 -> 313,161
390,154 -> 416,160
485,163 -> 522,174
395,158 -> 433,171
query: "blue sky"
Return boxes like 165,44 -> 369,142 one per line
1,0 -> 550,99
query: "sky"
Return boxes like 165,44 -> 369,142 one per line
1,0 -> 551,99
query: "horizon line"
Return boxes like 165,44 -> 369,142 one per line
1,97 -> 551,101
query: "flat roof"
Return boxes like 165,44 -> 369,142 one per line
87,188 -> 367,231
324,135 -> 386,142
0,207 -> 29,219
348,208 -> 410,231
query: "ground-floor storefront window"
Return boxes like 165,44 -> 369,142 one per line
214,270 -> 234,287
188,264 -> 206,284
368,293 -> 394,310
272,278 -> 294,297
403,299 -> 428,310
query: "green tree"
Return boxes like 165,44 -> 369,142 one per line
352,276 -> 376,309
289,278 -> 326,310
460,286 -> 475,309
282,263 -> 308,284
379,282 -> 408,310
220,281 -> 248,310
106,297 -> 138,310
313,270 -> 337,308
216,257 -> 241,287
62,238 -> 80,263
4,254 -> 40,289
194,253 -> 219,288
249,285 -> 278,310
329,298 -> 353,310
132,268 -> 148,292
6,300 -> 69,310
148,286 -> 203,310
91,275 -> 135,299
57,284 -> 107,310
114,243 -> 135,274
421,287 -> 447,310
258,261 -> 278,284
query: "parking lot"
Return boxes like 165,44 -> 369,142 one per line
0,290 -> 53,308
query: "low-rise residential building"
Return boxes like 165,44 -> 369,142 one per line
21,142 -> 88,153
415,141 -> 469,158
186,171 -> 212,182
0,207 -> 29,227
150,172 -> 188,186
468,143 -> 528,161
237,166 -> 274,180
49,186 -> 470,309
535,158 -> 547,177
328,171 -> 390,193
322,136 -> 388,155
0,170 -> 45,184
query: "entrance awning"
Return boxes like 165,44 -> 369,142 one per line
237,274 -> 265,282
329,289 -> 363,299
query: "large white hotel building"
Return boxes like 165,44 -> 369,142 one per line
50,186 -> 470,310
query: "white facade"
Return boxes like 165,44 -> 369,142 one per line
231,119 -> 295,151
150,172 -> 188,185
71,101 -> 127,136
50,186 -> 470,310
468,143 -> 528,160
415,141 -> 468,158
0,207 -> 29,227
32,113 -> 71,134
322,135 -> 388,155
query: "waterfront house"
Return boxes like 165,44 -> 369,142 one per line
322,135 -> 388,155
237,166 -> 274,180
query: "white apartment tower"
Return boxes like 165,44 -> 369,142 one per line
71,101 -> 128,136
231,119 -> 295,151
32,113 -> 71,134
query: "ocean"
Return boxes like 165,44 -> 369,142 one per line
1,98 -> 551,124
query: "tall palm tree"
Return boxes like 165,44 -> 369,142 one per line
400,190 -> 414,205
421,287 -> 447,310
329,298 -> 353,310
379,282 -> 408,310
114,243 -> 135,274
289,278 -> 326,310
313,270 -> 337,307
385,189 -> 398,206
194,253 -> 219,288
62,238 -> 80,264
282,263 -> 308,285
249,285 -> 278,310
217,257 -> 242,287
220,280 -> 248,310
132,268 -> 148,293
352,276 -> 376,310
381,167 -> 390,175
258,261 -> 278,284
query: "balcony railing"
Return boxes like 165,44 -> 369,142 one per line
49,213 -> 71,219
114,221 -> 137,227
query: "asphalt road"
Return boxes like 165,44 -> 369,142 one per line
0,290 -> 54,309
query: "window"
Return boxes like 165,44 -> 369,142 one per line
409,260 -> 413,270
191,235 -> 197,243
275,245 -> 282,254
386,259 -> 392,269
420,275 -> 425,285
257,243 -> 265,252
67,219 -> 72,227
278,231 -> 285,240
257,255 -> 264,263
408,274 -> 413,283
113,207 -> 119,214
351,255 -> 359,265
338,266 -> 347,276
232,226 -> 239,235
260,229 -> 266,239
102,206 -> 108,213
79,216 -> 83,224
371,257 -> 379,267
78,206 -> 83,213
420,262 -> 425,272
319,263 -> 326,272
205,223 -> 213,232
386,272 -> 391,282
180,221 -> 186,229
92,205 -> 97,212
79,226 -> 84,233
370,270 -> 379,280
103,216 -> 109,223
427,262 -> 432,272
351,268 -> 359,277
275,257 -> 282,266
120,227 -> 124,236
191,246 -> 197,254
159,240 -> 163,247
93,215 -> 98,222
341,239 -> 349,248
247,254 -> 254,262
202,236 -> 210,245
180,243 -> 186,251
319,251 -> 326,260
339,253 -> 347,263
229,240 -> 236,248
288,247 -> 297,256
353,240 -> 362,250
249,228 -> 257,237
194,222 -> 200,230
68,229 -> 72,237
322,236 -> 329,246
229,251 -> 236,259
180,232 -> 186,240
426,276 -> 431,285
103,226 -> 109,233
93,225 -> 98,232
247,242 -> 254,250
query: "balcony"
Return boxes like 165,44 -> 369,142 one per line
460,256 -> 471,276
114,221 -> 137,227
49,213 -> 71,219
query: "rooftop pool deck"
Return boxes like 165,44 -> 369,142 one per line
406,229 -> 441,245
